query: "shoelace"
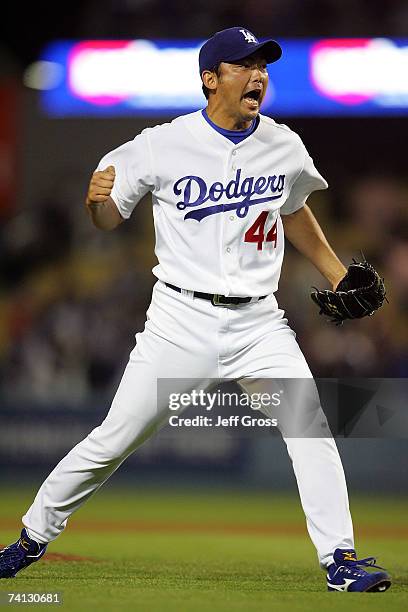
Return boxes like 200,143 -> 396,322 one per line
345,556 -> 386,571
331,555 -> 387,580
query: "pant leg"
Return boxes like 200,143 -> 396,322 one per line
22,282 -> 218,543
22,362 -> 170,543
224,296 -> 354,568
284,436 -> 354,569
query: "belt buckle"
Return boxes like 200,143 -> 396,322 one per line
211,294 -> 235,307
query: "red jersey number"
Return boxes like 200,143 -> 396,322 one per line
244,211 -> 278,251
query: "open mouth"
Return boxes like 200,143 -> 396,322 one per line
242,89 -> 261,105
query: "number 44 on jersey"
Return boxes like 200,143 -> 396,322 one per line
244,211 -> 278,251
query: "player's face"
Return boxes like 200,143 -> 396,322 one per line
216,53 -> 269,125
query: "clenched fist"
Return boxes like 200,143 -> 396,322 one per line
86,165 -> 116,207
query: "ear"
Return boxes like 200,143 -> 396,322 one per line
201,69 -> 219,94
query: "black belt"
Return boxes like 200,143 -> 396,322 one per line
165,283 -> 267,307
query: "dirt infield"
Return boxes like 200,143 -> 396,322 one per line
43,551 -> 97,562
1,519 -> 407,539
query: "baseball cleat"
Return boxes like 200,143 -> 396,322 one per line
327,548 -> 391,592
0,528 -> 47,579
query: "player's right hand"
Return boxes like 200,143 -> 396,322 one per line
86,165 -> 116,206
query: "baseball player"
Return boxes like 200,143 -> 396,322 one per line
0,27 -> 389,592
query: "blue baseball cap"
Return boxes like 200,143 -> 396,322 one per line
199,27 -> 282,75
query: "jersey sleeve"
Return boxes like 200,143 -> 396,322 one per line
96,132 -> 153,219
280,147 -> 328,216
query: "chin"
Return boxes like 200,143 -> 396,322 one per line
239,103 -> 260,122
242,109 -> 259,122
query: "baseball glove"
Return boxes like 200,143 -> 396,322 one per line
310,258 -> 387,325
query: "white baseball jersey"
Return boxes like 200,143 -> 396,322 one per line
97,111 -> 328,297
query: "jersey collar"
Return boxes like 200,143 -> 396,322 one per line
183,110 -> 261,151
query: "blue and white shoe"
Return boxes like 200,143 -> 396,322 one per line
327,548 -> 391,592
0,528 -> 47,579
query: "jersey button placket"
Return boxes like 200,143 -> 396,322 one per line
231,148 -> 237,170
222,148 -> 239,284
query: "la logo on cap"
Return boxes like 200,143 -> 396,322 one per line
240,29 -> 258,44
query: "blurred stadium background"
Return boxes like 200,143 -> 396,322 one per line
1,1 -> 408,502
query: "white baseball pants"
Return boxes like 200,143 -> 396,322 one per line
22,281 -> 354,568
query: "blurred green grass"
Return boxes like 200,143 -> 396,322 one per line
0,486 -> 407,611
